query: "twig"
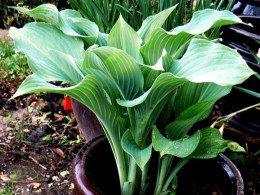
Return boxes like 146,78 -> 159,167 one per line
0,179 -> 49,184
0,150 -> 27,156
0,143 -> 11,148
29,155 -> 47,170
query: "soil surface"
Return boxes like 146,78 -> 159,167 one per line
0,93 -> 84,195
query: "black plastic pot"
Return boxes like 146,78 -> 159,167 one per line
220,12 -> 260,136
72,136 -> 244,195
231,0 -> 260,16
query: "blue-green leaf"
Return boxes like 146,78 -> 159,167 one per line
108,15 -> 142,62
152,126 -> 201,157
121,130 -> 152,171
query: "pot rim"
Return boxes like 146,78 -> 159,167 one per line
72,136 -> 244,195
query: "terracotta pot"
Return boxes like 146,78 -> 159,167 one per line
72,137 -> 244,195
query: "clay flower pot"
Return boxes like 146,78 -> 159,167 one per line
72,136 -> 244,195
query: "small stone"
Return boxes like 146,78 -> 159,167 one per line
60,171 -> 69,177
23,129 -> 31,133
27,177 -> 34,181
6,140 -> 10,144
52,176 -> 60,182
69,183 -> 74,190
30,183 -> 41,189
48,183 -> 53,188
6,127 -> 13,131
35,189 -> 42,193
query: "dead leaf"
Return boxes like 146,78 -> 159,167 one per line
31,116 -> 38,125
53,113 -> 65,123
0,175 -> 10,182
71,117 -> 77,126
50,148 -> 65,158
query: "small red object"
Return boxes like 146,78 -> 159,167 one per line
64,95 -> 74,113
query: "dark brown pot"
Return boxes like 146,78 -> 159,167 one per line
71,99 -> 104,142
72,137 -> 244,195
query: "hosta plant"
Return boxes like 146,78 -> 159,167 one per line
10,4 -> 254,195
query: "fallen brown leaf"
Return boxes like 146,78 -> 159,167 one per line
50,148 -> 65,159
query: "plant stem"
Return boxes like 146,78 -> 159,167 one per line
141,161 -> 149,192
217,102 -> 260,123
154,155 -> 172,195
127,156 -> 138,194
162,158 -> 190,192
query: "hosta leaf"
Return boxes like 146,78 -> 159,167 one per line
97,32 -> 108,46
108,15 -> 142,62
10,4 -> 59,27
170,38 -> 254,86
84,47 -> 144,100
141,9 -> 246,65
173,83 -> 232,117
165,83 -> 231,140
171,9 -> 244,34
137,5 -> 177,43
140,29 -> 195,65
11,4 -> 99,45
152,126 -> 201,157
59,10 -> 99,45
187,128 -> 244,159
9,23 -> 84,84
121,130 -> 152,171
166,100 -> 221,140
132,73 -> 188,146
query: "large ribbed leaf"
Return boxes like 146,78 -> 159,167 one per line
187,128 -> 245,159
108,15 -> 142,62
9,23 -> 84,84
83,46 -> 144,100
10,4 -> 59,27
121,130 -> 152,171
132,73 -> 188,146
140,30 -> 195,65
141,9 -> 246,65
59,10 -> 99,45
170,38 -> 254,86
137,5 -> 177,43
11,4 -> 99,45
165,83 -> 231,140
173,83 -> 232,117
152,126 -> 201,157
171,9 -> 244,34
12,74 -> 125,137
